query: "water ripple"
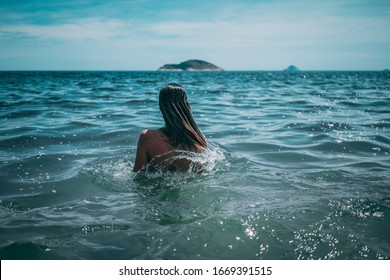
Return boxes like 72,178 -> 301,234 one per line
0,71 -> 389,260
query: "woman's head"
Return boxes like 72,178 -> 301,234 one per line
159,83 -> 207,150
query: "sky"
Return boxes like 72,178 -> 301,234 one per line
0,0 -> 389,70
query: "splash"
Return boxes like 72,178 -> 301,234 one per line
85,156 -> 135,192
86,143 -> 226,192
145,143 -> 225,174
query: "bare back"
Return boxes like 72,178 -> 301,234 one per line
133,128 -> 197,172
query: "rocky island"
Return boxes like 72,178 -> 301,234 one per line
284,65 -> 300,71
157,59 -> 223,71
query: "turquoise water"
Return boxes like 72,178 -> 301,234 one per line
0,71 -> 389,259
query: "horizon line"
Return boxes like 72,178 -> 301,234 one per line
0,69 -> 389,72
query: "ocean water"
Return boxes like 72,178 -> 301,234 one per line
0,71 -> 389,260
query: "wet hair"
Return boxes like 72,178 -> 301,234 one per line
159,83 -> 207,151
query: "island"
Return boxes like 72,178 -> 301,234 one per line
284,65 -> 300,71
157,59 -> 223,71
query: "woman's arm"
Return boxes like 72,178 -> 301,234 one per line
133,130 -> 149,172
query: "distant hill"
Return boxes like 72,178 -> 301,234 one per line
284,65 -> 300,71
157,59 -> 223,71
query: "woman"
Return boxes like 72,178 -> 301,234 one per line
133,83 -> 207,172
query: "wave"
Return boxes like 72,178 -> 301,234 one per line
2,109 -> 42,119
1,151 -> 94,184
0,241 -> 64,260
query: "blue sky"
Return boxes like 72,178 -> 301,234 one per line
0,0 -> 389,70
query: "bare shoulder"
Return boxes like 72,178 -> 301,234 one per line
138,129 -> 149,139
138,129 -> 167,144
134,128 -> 172,172
136,129 -> 148,144
139,129 -> 159,139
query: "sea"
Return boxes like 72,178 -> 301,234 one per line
0,70 -> 389,260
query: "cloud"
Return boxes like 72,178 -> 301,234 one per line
148,14 -> 389,49
0,18 -> 129,41
0,1 -> 389,70
1,4 -> 388,48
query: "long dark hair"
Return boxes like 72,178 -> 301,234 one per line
159,83 -> 207,151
